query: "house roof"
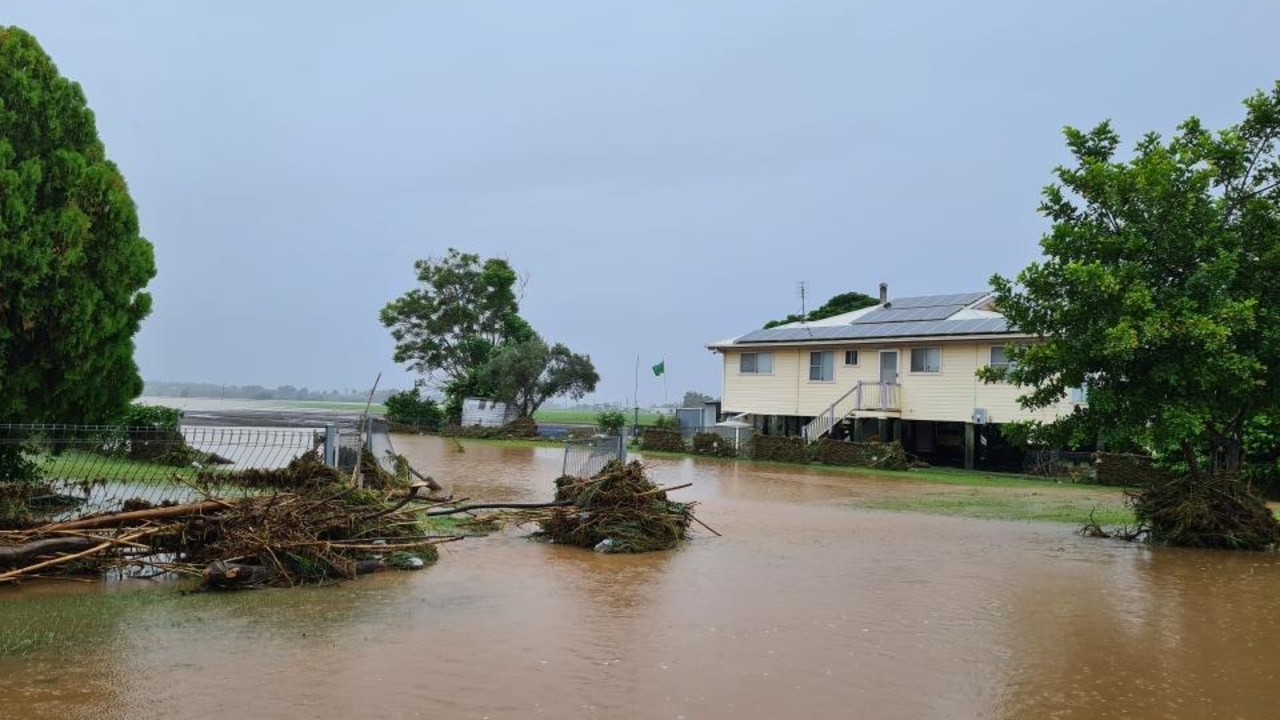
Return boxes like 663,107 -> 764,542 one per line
716,291 -> 1017,347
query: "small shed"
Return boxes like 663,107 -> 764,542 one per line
460,397 -> 518,427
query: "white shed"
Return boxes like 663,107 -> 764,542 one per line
460,397 -> 518,427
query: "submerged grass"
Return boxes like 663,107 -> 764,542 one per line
858,490 -> 1135,525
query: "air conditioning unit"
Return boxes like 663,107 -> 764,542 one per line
972,408 -> 988,425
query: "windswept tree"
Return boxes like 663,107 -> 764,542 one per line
479,336 -> 599,417
0,27 -> 156,424
380,249 -> 533,415
382,250 -> 598,420
985,81 -> 1280,549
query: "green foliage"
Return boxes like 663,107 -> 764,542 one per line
681,390 -> 714,408
381,249 -> 597,423
596,410 -> 626,436
380,248 -> 532,389
481,336 -> 599,417
115,403 -> 181,429
0,27 -> 156,423
383,387 -> 443,430
650,414 -> 678,430
763,290 -> 880,329
985,81 -> 1280,478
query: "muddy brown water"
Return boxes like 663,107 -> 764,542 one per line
4,436 -> 1280,720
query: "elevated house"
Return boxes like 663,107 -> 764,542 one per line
707,285 -> 1085,470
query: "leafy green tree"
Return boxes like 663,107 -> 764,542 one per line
380,249 -> 534,417
0,27 -> 156,424
480,336 -> 599,417
985,82 -> 1280,480
596,410 -> 626,436
383,387 -> 443,430
763,291 -> 880,329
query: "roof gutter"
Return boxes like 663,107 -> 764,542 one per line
706,332 -> 1036,352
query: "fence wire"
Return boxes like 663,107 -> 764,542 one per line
0,424 -> 325,524
562,435 -> 626,479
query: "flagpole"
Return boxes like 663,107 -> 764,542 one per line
662,358 -> 667,407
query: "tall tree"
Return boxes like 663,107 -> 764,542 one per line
380,249 -> 533,397
682,390 -> 714,408
763,290 -> 879,329
984,82 -> 1280,548
0,27 -> 156,424
480,336 -> 599,417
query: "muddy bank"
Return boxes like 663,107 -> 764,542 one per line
4,436 -> 1280,720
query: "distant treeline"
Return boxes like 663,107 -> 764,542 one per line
144,381 -> 399,404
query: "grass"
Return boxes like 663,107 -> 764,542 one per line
533,408 -> 661,426
858,489 -> 1135,525
39,450 -> 221,483
270,400 -> 387,414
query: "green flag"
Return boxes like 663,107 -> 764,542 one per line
652,360 -> 665,377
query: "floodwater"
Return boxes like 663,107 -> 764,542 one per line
4,436 -> 1280,720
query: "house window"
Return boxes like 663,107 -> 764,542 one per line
989,346 -> 1011,371
989,345 -> 1023,371
843,350 -> 858,366
910,347 -> 941,373
809,351 -> 834,382
740,352 -> 774,374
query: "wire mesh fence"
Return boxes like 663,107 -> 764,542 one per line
0,423 -> 352,526
1023,449 -> 1096,480
562,434 -> 626,479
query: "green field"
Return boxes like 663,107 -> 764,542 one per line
533,408 -> 661,425
271,400 -> 387,414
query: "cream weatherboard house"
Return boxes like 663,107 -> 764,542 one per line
707,287 -> 1084,470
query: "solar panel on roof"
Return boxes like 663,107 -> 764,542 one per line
733,316 -> 1011,344
886,292 -> 989,309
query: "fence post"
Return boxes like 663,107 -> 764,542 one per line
323,423 -> 338,467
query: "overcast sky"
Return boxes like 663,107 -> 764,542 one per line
6,2 -> 1279,404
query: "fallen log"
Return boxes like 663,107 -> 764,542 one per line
35,499 -> 227,533
408,466 -> 444,492
0,528 -> 157,583
0,537 -> 100,568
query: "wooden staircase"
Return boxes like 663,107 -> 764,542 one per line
801,381 -> 901,444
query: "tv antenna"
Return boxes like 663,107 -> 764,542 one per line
798,281 -> 813,337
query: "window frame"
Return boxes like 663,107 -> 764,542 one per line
739,351 -> 774,375
808,350 -> 835,383
843,349 -> 859,367
988,344 -> 1023,372
909,347 -> 942,374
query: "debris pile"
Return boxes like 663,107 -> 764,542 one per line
1130,474 -> 1280,550
0,463 -> 460,588
538,460 -> 699,553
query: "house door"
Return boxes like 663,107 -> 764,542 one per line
879,351 -> 899,384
